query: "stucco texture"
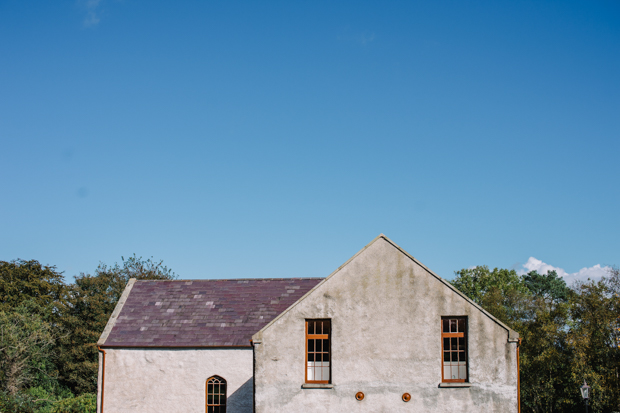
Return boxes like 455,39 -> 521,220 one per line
253,237 -> 519,412
98,348 -> 252,413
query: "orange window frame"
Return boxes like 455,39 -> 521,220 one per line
441,317 -> 468,383
206,376 -> 227,413
305,319 -> 331,384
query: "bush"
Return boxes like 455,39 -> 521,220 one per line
0,390 -> 37,413
49,393 -> 96,413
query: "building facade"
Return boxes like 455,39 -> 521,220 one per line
98,235 -> 519,412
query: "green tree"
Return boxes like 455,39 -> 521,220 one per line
451,266 -> 530,328
522,270 -> 569,302
0,260 -> 66,314
518,274 -> 573,413
0,260 -> 72,404
49,393 -> 96,413
0,303 -> 56,395
567,274 -> 620,412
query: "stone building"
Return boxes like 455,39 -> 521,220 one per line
97,235 -> 520,412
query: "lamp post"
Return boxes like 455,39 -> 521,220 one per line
580,380 -> 591,413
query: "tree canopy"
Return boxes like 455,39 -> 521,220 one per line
0,260 -> 65,313
0,255 -> 176,412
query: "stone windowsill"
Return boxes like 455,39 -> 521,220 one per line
301,383 -> 335,389
438,382 -> 472,388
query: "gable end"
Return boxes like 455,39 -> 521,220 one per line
253,234 -> 519,343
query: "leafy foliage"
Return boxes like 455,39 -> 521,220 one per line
523,270 -> 569,302
0,260 -> 65,314
451,266 -> 531,325
567,276 -> 620,411
0,254 -> 175,412
0,390 -> 39,413
49,393 -> 96,413
0,303 -> 56,395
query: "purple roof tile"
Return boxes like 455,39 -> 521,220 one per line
102,278 -> 323,347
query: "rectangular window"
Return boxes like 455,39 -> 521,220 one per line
306,319 -> 331,383
442,317 -> 467,382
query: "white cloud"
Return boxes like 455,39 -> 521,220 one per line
83,11 -> 100,27
518,257 -> 611,285
359,32 -> 375,45
80,0 -> 103,27
337,27 -> 376,46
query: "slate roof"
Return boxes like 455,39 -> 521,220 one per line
100,278 -> 323,347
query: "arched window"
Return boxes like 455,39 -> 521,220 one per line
206,376 -> 227,413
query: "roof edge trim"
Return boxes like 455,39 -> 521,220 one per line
99,345 -> 253,349
130,277 -> 324,282
97,278 -> 136,346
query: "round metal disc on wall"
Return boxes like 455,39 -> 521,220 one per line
355,392 -> 364,401
402,393 -> 411,402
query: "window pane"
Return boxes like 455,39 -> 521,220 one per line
324,339 -> 329,351
459,351 -> 466,361
308,353 -> 314,362
451,337 -> 457,350
443,319 -> 449,332
316,353 -> 322,362
458,337 -> 465,350
451,351 -> 458,362
321,363 -> 330,381
459,365 -> 467,380
316,340 -> 322,352
458,318 -> 465,333
450,319 -> 457,332
308,321 -> 314,334
444,352 -> 450,362
443,338 -> 449,350
323,352 -> 330,362
308,339 -> 314,352
323,320 -> 331,332
444,366 -> 451,379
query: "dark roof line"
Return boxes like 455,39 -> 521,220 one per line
132,277 -> 324,281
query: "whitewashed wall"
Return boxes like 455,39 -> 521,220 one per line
253,237 -> 519,413
97,348 -> 253,413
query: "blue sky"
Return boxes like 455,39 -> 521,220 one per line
1,0 -> 618,282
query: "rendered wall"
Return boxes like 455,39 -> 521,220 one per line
253,237 -> 519,412
97,348 -> 253,413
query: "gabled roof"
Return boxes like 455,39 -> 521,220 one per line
98,278 -> 323,348
253,234 -> 519,342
